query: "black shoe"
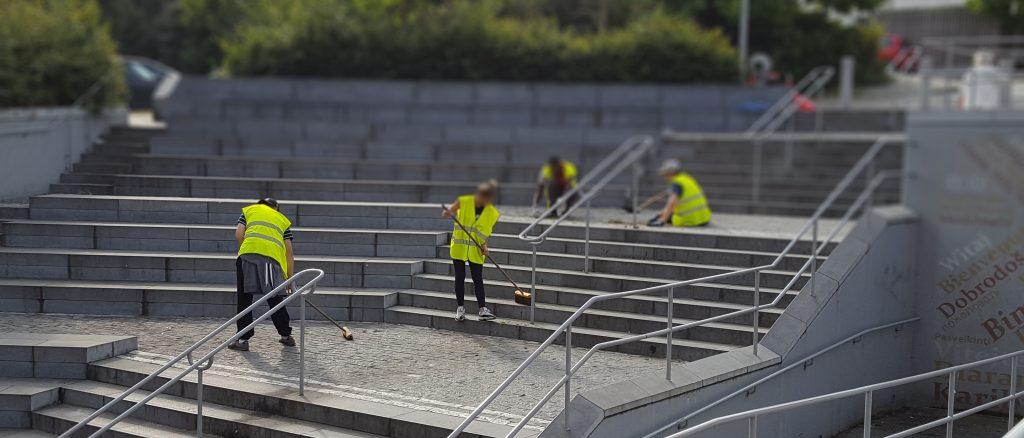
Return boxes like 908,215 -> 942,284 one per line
279,335 -> 296,347
228,340 -> 250,352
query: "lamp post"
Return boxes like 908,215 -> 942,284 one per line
738,0 -> 750,84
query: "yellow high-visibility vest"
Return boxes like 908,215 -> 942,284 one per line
541,161 -> 579,186
238,204 -> 292,277
671,173 -> 711,227
450,194 -> 500,264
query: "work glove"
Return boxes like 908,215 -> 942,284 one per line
647,216 -> 666,227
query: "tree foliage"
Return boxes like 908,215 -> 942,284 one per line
967,0 -> 1024,34
0,0 -> 125,108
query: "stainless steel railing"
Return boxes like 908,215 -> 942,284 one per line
669,348 -> 1024,438
59,268 -> 326,438
744,65 -> 836,204
517,134 -> 655,323
448,135 -> 902,438
886,45 -> 923,76
646,317 -> 920,438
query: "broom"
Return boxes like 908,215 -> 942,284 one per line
304,298 -> 354,340
443,204 -> 531,306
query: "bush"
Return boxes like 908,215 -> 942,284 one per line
221,1 -> 737,83
0,0 -> 125,108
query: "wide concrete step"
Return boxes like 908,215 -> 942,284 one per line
436,247 -> 810,288
0,247 -> 421,289
49,183 -> 113,196
0,278 -> 396,321
1,220 -> 446,258
33,404 -> 201,438
397,289 -> 770,346
0,333 -> 137,380
421,257 -> 805,292
0,204 -> 28,220
59,380 -> 385,438
57,174 -> 628,207
485,234 -> 823,271
88,358 -> 517,438
0,379 -> 61,429
26,195 -> 824,253
384,305 -> 737,361
411,273 -> 795,312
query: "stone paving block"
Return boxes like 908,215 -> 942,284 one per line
0,362 -> 33,378
34,362 -> 86,379
0,411 -> 30,428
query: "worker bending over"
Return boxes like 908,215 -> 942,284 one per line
649,159 -> 712,227
444,180 -> 500,322
533,156 -> 578,217
229,197 -> 297,352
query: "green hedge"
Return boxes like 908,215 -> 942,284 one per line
0,0 -> 125,109
221,1 -> 737,82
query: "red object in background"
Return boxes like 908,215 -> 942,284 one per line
879,33 -> 904,62
793,93 -> 816,113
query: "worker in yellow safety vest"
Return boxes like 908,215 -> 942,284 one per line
533,156 -> 579,217
228,197 -> 297,352
649,159 -> 712,227
443,180 -> 501,322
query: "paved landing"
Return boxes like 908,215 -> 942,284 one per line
501,206 -> 855,242
0,313 -> 664,426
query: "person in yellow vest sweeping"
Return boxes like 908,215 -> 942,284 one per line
443,180 -> 501,321
228,197 -> 297,352
649,159 -> 712,227
533,156 -> 579,217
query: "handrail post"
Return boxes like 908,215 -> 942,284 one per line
751,139 -> 763,209
811,220 -> 818,295
666,288 -> 674,380
752,271 -> 761,356
866,160 -> 875,210
1010,356 -> 1018,431
530,245 -> 538,324
564,325 -> 572,431
300,290 -> 307,396
748,416 -> 757,438
197,367 -> 205,437
863,390 -> 873,438
632,161 -> 640,229
584,198 -> 592,273
947,371 -> 957,438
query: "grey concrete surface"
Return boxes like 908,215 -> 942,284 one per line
0,314 -> 664,425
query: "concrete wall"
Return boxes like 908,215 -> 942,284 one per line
542,206 -> 920,438
904,111 -> 1024,413
0,107 -> 126,201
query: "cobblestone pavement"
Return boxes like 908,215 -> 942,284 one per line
0,313 -> 665,425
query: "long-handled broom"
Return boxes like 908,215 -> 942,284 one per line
443,204 -> 531,306
304,299 -> 355,340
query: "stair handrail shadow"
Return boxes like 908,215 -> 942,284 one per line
450,135 -> 903,438
59,267 -> 326,438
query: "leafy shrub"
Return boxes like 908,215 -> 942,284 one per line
0,0 -> 125,108
221,1 -> 737,83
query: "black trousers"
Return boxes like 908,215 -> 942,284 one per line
236,258 -> 292,340
548,183 -> 578,216
453,259 -> 486,308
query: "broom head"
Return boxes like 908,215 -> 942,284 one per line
514,289 -> 532,306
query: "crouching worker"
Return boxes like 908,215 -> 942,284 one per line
443,180 -> 500,322
650,159 -> 711,227
229,197 -> 296,352
533,156 -> 579,217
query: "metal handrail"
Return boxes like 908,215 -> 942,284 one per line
646,317 -> 920,438
886,45 -> 923,76
745,66 -> 835,137
447,136 -> 900,438
669,348 -> 1024,438
59,268 -> 326,438
517,134 -> 655,323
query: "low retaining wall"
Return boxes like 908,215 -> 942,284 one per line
542,206 -> 920,438
0,107 -> 126,201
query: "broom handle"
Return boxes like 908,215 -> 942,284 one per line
305,298 -> 349,331
444,204 -> 525,292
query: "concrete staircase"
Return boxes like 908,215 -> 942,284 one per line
0,126 -> 838,363
0,334 -> 512,437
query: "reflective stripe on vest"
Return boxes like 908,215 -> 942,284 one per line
671,173 -> 711,227
450,194 -> 501,264
238,204 -> 292,277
